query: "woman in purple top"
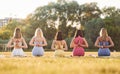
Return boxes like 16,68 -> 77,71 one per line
70,30 -> 88,56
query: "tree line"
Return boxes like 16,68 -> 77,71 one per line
0,0 -> 120,51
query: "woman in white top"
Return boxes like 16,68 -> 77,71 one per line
51,31 -> 68,57
7,28 -> 28,57
29,28 -> 47,56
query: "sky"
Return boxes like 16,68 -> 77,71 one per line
0,0 -> 120,19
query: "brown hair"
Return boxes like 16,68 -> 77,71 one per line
55,31 -> 63,41
13,28 -> 22,38
74,30 -> 83,38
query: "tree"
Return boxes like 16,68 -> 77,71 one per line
0,19 -> 27,39
102,7 -> 120,51
0,30 -> 11,39
85,18 -> 105,48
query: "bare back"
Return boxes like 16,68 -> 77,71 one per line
51,40 -> 68,50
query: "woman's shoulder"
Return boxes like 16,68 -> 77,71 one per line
107,36 -> 112,40
72,38 -> 75,41
42,37 -> 46,40
97,36 -> 101,39
9,37 -> 15,41
32,36 -> 36,39
61,39 -> 65,41
82,37 -> 86,40
54,40 -> 65,43
12,37 -> 22,40
96,36 -> 101,40
53,39 -> 56,42
10,37 -> 14,40
74,36 -> 84,40
107,36 -> 111,38
16,37 -> 25,42
54,40 -> 64,42
31,36 -> 37,41
20,37 -> 25,40
81,37 -> 86,39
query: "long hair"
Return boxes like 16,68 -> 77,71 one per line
34,28 -> 43,38
55,31 -> 63,41
99,28 -> 108,41
13,27 -> 22,38
74,30 -> 83,38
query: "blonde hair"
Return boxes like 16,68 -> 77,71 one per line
34,28 -> 43,38
99,28 -> 108,41
13,27 -> 22,38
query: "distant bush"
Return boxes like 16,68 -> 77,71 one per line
0,38 -> 9,44
0,30 -> 12,40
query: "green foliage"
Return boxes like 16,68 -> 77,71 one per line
45,39 -> 53,51
0,38 -> 9,44
0,20 -> 27,39
0,30 -> 12,39
103,7 -> 120,51
85,18 -> 105,48
5,20 -> 20,32
65,37 -> 73,51
0,1 -> 120,51
106,26 -> 120,51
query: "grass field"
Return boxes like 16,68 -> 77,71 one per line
0,52 -> 120,74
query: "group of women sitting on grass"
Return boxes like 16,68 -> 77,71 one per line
6,27 -> 114,57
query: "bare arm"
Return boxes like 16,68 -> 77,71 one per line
29,37 -> 35,46
7,38 -> 14,48
51,40 -> 56,50
63,40 -> 68,50
94,37 -> 102,48
104,37 -> 114,48
41,37 -> 47,46
22,38 -> 28,48
70,38 -> 75,48
81,38 -> 88,48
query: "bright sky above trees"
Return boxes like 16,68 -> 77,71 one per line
0,0 -> 119,19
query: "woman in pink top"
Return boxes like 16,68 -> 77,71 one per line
70,30 -> 88,56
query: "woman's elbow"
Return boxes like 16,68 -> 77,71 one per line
24,45 -> 28,48
86,45 -> 89,48
29,43 -> 32,46
94,44 -> 97,47
70,46 -> 72,48
6,44 -> 11,48
65,47 -> 68,50
70,44 -> 73,48
45,43 -> 47,46
26,45 -> 28,48
51,47 -> 55,50
112,44 -> 114,47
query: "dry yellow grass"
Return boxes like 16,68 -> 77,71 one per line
0,52 -> 120,74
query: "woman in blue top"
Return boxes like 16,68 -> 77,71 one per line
94,28 -> 114,56
29,28 -> 47,56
